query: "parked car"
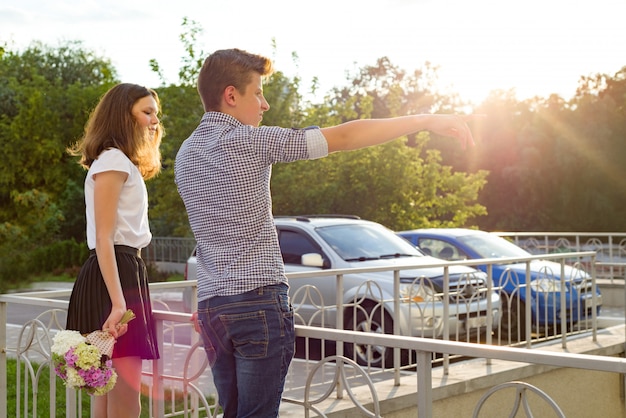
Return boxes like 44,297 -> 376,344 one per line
396,228 -> 603,341
185,216 -> 501,368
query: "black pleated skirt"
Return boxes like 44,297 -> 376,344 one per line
66,245 -> 160,360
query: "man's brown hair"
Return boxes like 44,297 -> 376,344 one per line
197,48 -> 273,112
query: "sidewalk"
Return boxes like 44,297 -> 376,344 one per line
3,282 -> 215,388
4,282 -> 626,417
3,283 -> 312,412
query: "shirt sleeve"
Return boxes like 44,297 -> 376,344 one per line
304,128 -> 328,160
89,149 -> 133,178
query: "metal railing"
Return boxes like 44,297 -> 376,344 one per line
146,233 -> 626,283
142,237 -> 196,265
0,252 -> 612,417
496,232 -> 626,283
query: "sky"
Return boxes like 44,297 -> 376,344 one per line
2,0 -> 625,105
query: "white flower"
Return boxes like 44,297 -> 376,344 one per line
65,367 -> 86,388
52,311 -> 133,396
51,330 -> 86,356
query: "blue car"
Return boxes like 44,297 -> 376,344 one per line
397,228 -> 603,341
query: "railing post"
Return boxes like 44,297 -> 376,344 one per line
560,260 -> 567,348
393,269 -> 401,385
608,235 -> 614,282
485,264 -> 493,365
416,349 -> 432,418
1,301 -> 6,418
525,262 -> 532,348
335,273 -> 345,399
65,387 -> 76,418
443,266 -> 450,374
620,260 -> 626,407
591,254 -> 598,342
152,319 -> 165,418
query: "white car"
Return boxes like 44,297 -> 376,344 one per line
185,216 -> 501,367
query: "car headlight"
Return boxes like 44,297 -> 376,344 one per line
529,278 -> 568,292
399,283 -> 442,303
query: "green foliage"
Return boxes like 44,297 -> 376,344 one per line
0,41 -> 116,286
470,68 -> 626,232
4,18 -> 626,288
147,84 -> 204,237
140,20 -> 489,237
56,179 -> 87,242
6,358 -> 87,417
0,41 -> 116,240
271,138 -> 487,231
28,239 -> 89,276
0,189 -> 65,291
263,68 -> 306,127
0,41 -> 116,199
270,55 -> 487,231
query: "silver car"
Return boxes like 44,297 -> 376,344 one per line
185,215 -> 501,367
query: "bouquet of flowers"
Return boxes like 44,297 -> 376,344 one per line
51,310 -> 135,395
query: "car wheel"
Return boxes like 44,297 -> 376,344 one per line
343,301 -> 402,368
500,295 -> 527,343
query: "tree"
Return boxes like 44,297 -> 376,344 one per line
0,41 -> 117,239
465,91 -> 538,231
270,57 -> 488,230
461,66 -> 626,232
147,83 -> 204,237
562,66 -> 626,230
0,41 -> 117,286
271,137 -> 487,231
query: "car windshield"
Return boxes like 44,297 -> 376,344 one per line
458,234 -> 530,258
316,223 -> 422,261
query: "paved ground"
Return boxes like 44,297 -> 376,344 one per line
2,283 -> 336,416
3,282 -> 625,416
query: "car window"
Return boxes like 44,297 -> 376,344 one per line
418,238 -> 464,261
316,224 -> 421,261
278,229 -> 325,265
417,238 -> 442,258
458,234 -> 530,258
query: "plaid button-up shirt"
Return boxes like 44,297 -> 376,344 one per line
174,112 -> 327,301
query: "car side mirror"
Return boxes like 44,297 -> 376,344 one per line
301,253 -> 324,267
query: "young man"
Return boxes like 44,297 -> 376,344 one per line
174,48 -> 478,418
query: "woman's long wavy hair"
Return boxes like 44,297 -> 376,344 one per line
68,83 -> 163,180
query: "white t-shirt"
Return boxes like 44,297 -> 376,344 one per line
85,148 -> 151,250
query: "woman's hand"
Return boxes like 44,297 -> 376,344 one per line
102,305 -> 128,339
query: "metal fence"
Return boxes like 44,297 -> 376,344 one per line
146,232 -> 626,282
0,251 -> 612,417
496,232 -> 626,283
142,237 -> 196,264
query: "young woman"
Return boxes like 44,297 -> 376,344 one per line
66,83 -> 163,417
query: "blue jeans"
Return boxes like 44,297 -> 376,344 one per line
196,284 -> 295,418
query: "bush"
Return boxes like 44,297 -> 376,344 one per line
28,239 -> 89,275
0,248 -> 29,293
